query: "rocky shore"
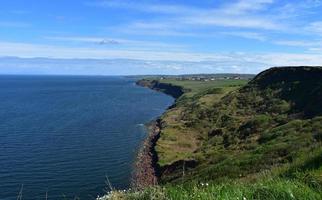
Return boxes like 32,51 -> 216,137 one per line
131,79 -> 184,189
132,120 -> 161,189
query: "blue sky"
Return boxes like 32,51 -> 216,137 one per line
0,0 -> 322,75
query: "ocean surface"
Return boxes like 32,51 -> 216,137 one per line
0,75 -> 174,200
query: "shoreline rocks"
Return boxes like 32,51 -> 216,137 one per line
132,120 -> 161,189
132,79 -> 185,189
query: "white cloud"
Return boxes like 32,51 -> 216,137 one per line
308,47 -> 322,53
220,0 -> 274,15
90,0 -> 322,40
307,21 -> 322,35
90,0 -> 283,31
181,0 -> 282,30
88,0 -> 274,16
1,52 -> 321,75
44,36 -> 187,50
114,21 -> 199,37
0,41 -> 206,61
1,1 -> 322,75
85,0 -> 200,15
185,16 -> 282,30
9,10 -> 31,15
0,57 -> 266,75
274,40 -> 322,47
257,53 -> 322,66
0,21 -> 30,28
0,41 -> 321,74
44,36 -> 122,44
221,31 -> 267,41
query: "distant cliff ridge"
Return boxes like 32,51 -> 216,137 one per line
136,79 -> 185,99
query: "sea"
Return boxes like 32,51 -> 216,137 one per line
0,75 -> 174,200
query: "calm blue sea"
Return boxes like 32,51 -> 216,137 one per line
0,75 -> 174,200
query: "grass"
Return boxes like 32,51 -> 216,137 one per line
100,145 -> 322,199
158,79 -> 247,97
155,79 -> 249,167
101,67 -> 322,200
100,178 -> 322,200
155,67 -> 322,183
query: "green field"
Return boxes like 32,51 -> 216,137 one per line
158,79 -> 247,95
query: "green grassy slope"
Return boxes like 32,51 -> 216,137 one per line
101,67 -> 322,200
102,178 -> 321,200
155,79 -> 248,168
156,67 -> 322,184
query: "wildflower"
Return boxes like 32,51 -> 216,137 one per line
243,197 -> 247,200
205,183 -> 209,186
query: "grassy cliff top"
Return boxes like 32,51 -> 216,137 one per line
158,79 -> 247,96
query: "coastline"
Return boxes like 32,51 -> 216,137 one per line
132,119 -> 161,189
132,79 -> 183,189
100,67 -> 322,199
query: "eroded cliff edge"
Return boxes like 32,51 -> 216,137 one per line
136,79 -> 185,99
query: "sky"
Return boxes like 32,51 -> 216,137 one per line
0,0 -> 322,75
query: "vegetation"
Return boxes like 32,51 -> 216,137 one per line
156,79 -> 248,167
101,67 -> 322,199
100,178 -> 321,200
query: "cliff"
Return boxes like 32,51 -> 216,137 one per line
133,80 -> 185,187
99,67 -> 322,200
136,79 -> 185,99
137,67 -> 322,184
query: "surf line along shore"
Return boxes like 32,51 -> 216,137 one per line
132,79 -> 184,189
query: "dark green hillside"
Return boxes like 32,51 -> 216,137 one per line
158,67 -> 322,183
249,66 -> 322,117
102,67 -> 322,200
